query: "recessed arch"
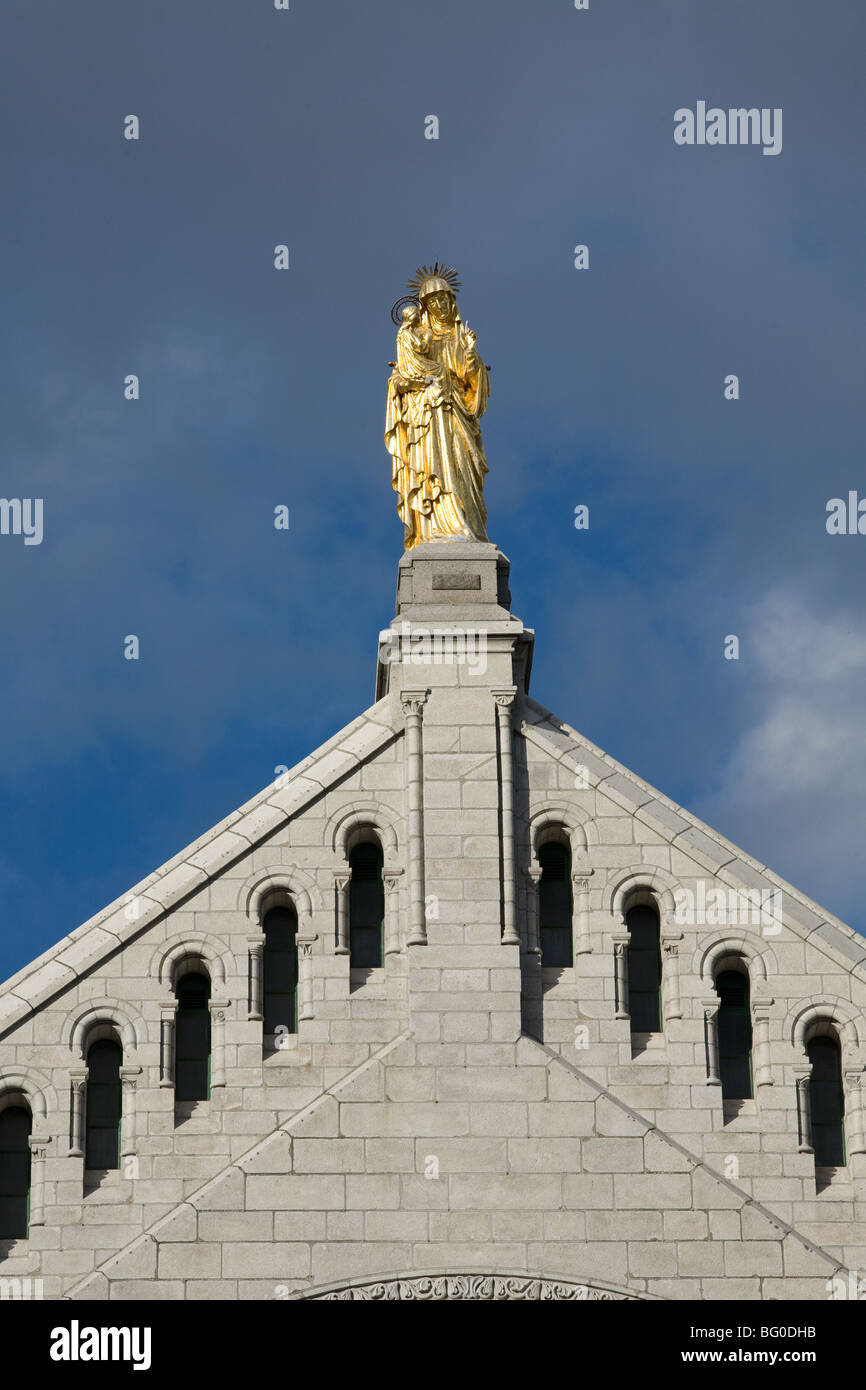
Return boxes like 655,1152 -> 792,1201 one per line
65,1000 -> 143,1058
0,1069 -> 54,1122
237,862 -> 321,925
242,871 -> 313,931
528,804 -> 593,863
697,932 -> 775,989
326,803 -> 399,861
152,935 -> 231,989
788,1000 -> 861,1055
608,866 -> 680,924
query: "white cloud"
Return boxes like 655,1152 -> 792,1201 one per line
694,586 -> 866,928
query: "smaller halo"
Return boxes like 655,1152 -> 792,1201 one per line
391,294 -> 420,326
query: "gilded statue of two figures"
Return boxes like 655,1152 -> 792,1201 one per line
385,264 -> 491,551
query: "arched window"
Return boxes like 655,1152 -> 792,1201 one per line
349,841 -> 384,968
263,905 -> 298,1037
808,1034 -> 846,1166
716,969 -> 753,1100
538,841 -> 572,967
85,1039 -> 122,1169
626,903 -> 662,1031
175,972 -> 211,1102
0,1104 -> 31,1240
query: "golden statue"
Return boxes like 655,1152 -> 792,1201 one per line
385,264 -> 491,550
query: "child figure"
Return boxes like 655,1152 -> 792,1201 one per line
395,302 -> 440,393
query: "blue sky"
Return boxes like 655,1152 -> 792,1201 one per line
1,0 -> 864,979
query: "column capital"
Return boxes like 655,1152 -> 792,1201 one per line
401,688 -> 429,718
492,686 -> 517,710
751,997 -> 775,1019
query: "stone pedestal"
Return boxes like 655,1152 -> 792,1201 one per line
376,541 -> 533,703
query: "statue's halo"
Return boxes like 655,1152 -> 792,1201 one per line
406,262 -> 461,295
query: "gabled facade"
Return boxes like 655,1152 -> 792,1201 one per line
1,541 -> 865,1301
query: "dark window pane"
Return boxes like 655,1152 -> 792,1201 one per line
716,970 -> 752,1100
176,972 -> 211,1101
539,842 -> 572,967
627,905 -> 661,1032
350,843 -> 384,968
809,1036 -> 845,1166
0,1106 -> 31,1239
85,1039 -> 122,1169
263,907 -> 299,1035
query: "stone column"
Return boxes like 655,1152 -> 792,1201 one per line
247,933 -> 265,1020
119,1067 -> 141,1160
843,1068 -> 866,1155
402,690 -> 429,947
612,934 -> 630,1019
68,1069 -> 87,1157
751,998 -> 775,1089
794,1065 -> 814,1153
524,867 -> 543,955
333,871 -> 350,955
296,935 -> 318,1022
27,1137 -> 48,1227
572,872 -> 593,957
493,688 -> 519,946
661,932 -> 683,1021
702,997 -> 721,1085
383,869 -> 403,955
209,1001 -> 228,1088
159,1004 -> 176,1088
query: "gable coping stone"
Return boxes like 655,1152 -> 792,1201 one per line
0,701 -> 400,1038
521,695 -> 866,982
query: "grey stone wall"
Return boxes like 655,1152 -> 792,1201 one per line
1,543 -> 864,1300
